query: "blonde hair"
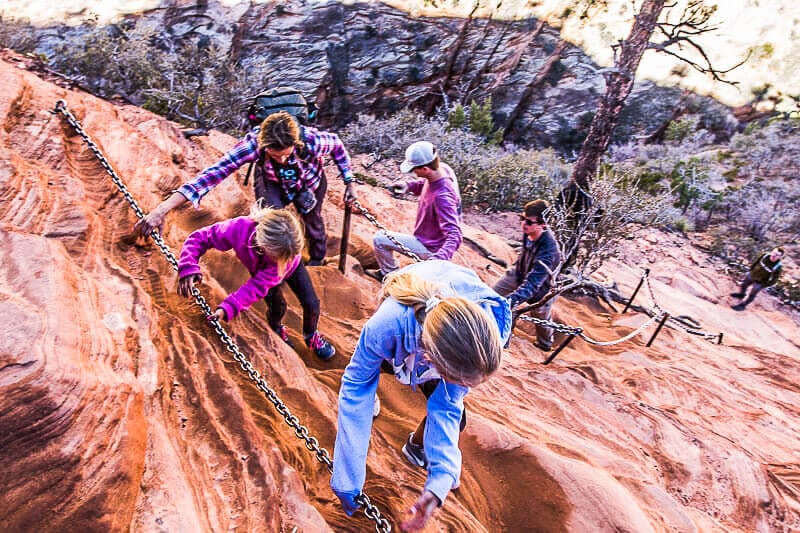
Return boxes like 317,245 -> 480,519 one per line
381,271 -> 503,386
258,111 -> 303,151
249,204 -> 304,274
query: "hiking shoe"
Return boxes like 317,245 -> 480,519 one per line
273,324 -> 292,345
534,340 -> 552,352
731,303 -> 746,311
364,268 -> 385,282
730,292 -> 745,299
373,395 -> 381,418
305,331 -> 335,360
401,433 -> 427,469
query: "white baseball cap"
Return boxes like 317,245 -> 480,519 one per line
400,141 -> 436,173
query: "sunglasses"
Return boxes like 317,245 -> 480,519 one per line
519,216 -> 540,226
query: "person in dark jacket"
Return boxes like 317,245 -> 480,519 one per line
730,247 -> 784,310
493,199 -> 561,350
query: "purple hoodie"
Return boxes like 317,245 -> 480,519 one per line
406,162 -> 462,260
177,216 -> 301,320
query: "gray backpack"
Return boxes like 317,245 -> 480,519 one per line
246,86 -> 316,127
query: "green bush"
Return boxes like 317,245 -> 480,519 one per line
447,104 -> 466,130
664,118 -> 695,142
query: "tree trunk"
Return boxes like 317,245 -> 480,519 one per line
570,0 -> 666,189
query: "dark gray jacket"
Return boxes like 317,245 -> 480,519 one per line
509,230 -> 561,304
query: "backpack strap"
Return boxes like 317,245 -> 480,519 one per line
244,147 -> 267,187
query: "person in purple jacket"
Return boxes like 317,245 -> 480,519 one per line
366,141 -> 462,280
177,204 -> 335,359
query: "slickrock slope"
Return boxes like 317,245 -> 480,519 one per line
1,57 -> 798,532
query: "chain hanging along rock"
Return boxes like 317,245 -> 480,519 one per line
52,100 -> 392,533
351,200 -> 423,262
637,268 -> 721,344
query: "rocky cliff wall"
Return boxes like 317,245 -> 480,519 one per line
12,0 -> 737,150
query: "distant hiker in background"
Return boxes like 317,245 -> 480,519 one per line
331,261 -> 511,532
366,141 -> 462,281
177,204 -> 335,360
135,110 -> 357,266
730,247 -> 784,311
493,199 -> 561,351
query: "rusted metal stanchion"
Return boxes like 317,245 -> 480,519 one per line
717,332 -> 724,345
338,203 -> 352,274
646,313 -> 670,347
543,329 -> 580,365
623,268 -> 649,314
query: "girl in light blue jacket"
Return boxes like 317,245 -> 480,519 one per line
331,260 -> 512,531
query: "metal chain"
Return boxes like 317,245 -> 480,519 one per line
351,200 -> 423,262
518,311 -> 663,347
52,100 -> 391,533
578,313 -> 662,346
642,270 -> 665,315
639,269 -> 719,343
517,314 -> 582,336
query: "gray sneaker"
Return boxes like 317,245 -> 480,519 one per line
373,395 -> 381,418
401,433 -> 427,469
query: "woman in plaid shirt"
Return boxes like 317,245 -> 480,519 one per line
135,112 -> 357,265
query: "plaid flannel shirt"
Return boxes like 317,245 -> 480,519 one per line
177,126 -> 355,207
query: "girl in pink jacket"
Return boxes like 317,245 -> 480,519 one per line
177,205 -> 335,359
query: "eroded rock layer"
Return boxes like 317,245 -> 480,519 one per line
1,57 -> 798,532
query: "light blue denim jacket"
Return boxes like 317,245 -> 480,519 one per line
331,260 -> 512,513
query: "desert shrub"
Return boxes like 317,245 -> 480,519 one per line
672,217 -> 695,234
548,167 -> 676,276
461,149 -> 569,212
664,117 -> 696,142
670,158 -> 709,213
468,97 -> 504,145
447,104 -> 466,130
44,17 -> 269,133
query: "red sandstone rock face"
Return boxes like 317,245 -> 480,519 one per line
1,56 -> 799,532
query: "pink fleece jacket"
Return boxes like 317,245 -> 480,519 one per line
177,216 -> 301,320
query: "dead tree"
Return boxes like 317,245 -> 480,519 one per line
570,0 -> 745,189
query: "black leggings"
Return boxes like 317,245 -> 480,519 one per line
380,360 -> 467,431
265,262 -> 320,337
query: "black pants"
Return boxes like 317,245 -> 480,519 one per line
380,360 -> 467,431
256,174 -> 329,262
738,272 -> 764,308
265,262 -> 320,337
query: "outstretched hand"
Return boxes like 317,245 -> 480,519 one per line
400,490 -> 440,532
344,182 -> 357,205
134,209 -> 166,238
391,181 -> 409,196
177,274 -> 202,298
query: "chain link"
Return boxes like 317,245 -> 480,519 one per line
639,269 -> 721,343
351,200 -> 423,262
578,313 -> 662,346
642,270 -> 665,315
53,100 -> 391,532
517,313 -> 582,336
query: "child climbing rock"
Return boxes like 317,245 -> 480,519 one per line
177,204 -> 335,359
331,260 -> 511,531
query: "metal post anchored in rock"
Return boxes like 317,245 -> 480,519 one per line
646,313 -> 670,347
623,268 -> 649,314
339,203 -> 352,274
543,329 -> 580,365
